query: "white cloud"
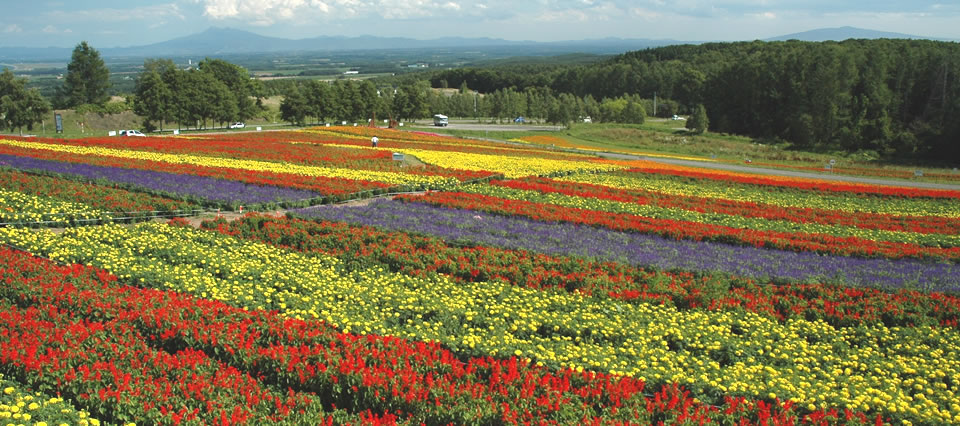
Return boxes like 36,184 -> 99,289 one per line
47,4 -> 185,22
3,24 -> 22,33
630,7 -> 661,19
42,25 -> 58,33
747,11 -> 776,19
192,0 -> 521,23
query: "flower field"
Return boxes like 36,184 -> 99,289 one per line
0,127 -> 958,424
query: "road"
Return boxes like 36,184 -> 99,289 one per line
409,122 -> 564,132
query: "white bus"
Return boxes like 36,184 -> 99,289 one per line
433,114 -> 448,127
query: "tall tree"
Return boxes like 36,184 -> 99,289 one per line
58,41 -> 111,108
133,69 -> 171,132
280,84 -> 308,126
686,104 -> 709,134
198,58 -> 261,121
0,69 -> 51,136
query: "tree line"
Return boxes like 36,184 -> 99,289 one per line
277,78 -> 651,127
133,58 -> 265,131
430,39 -> 960,161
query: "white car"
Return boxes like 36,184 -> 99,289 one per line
122,130 -> 146,137
229,122 -> 246,129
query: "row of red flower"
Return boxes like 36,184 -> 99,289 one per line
622,166 -> 960,199
398,192 -> 960,261
201,215 -> 960,328
0,246 -> 876,425
493,177 -> 960,235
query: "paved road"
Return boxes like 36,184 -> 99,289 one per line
408,122 -> 564,132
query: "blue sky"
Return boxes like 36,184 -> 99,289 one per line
1,0 -> 958,47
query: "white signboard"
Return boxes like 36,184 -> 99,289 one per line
256,126 -> 262,131
108,131 -> 117,136
173,130 -> 180,135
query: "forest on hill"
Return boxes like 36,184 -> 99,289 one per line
430,39 -> 960,162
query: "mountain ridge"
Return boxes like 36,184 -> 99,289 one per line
0,26 -> 953,61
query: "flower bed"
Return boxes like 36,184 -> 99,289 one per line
0,224 -> 955,424
466,182 -> 959,248
290,199 -> 960,292
559,171 -> 960,217
502,177 -> 960,235
396,191 -> 960,262
1,154 -> 321,208
0,246 -> 860,425
205,214 -> 960,328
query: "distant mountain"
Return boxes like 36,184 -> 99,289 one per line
765,26 -> 940,42
2,26 -> 949,61
0,27 -> 686,60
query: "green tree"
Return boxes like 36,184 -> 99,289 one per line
686,104 -> 709,134
621,97 -> 646,124
547,93 -> 576,127
58,41 -> 111,108
392,81 -> 429,121
303,80 -> 331,124
133,69 -> 171,132
280,84 -> 308,126
0,69 -> 51,136
198,58 -> 261,121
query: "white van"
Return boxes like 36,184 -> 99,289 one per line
433,114 -> 448,127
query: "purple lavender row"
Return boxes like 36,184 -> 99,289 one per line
0,154 -> 322,205
291,198 -> 960,293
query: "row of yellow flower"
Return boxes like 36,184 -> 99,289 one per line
507,136 -> 717,163
2,223 -> 959,424
303,141 -> 624,178
0,139 -> 457,189
0,188 -> 107,225
0,374 -> 102,426
455,184 -> 960,248
301,128 -> 586,158
558,173 -> 960,218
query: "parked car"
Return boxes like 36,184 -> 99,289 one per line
122,130 -> 146,137
229,122 -> 246,129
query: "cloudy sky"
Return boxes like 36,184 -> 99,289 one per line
2,0 -> 958,47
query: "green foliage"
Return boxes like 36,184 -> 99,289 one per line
686,104 -> 708,134
132,58 -> 261,131
428,39 -> 960,163
279,84 -> 308,126
0,68 -> 51,135
75,101 -> 130,116
133,69 -> 171,131
57,41 -> 111,108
